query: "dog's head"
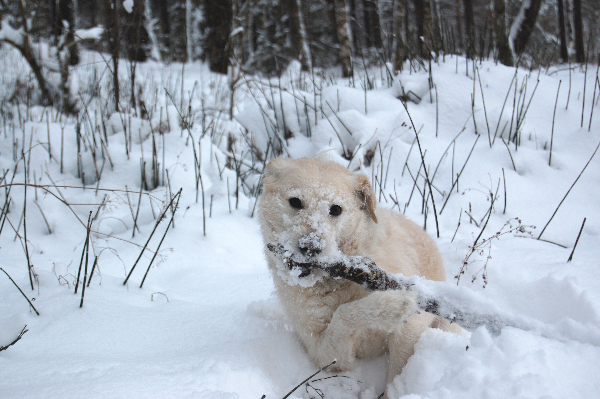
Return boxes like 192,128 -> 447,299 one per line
258,157 -> 377,264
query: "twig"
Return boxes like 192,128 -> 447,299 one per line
538,141 -> 600,239
75,212 -> 92,295
400,103 -> 440,237
139,191 -> 181,288
282,360 -> 338,399
0,268 -> 39,315
123,188 -> 182,285
0,325 -> 28,352
567,218 -> 586,262
440,135 -> 480,214
550,80 -> 561,166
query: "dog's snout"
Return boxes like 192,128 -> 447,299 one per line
298,232 -> 326,257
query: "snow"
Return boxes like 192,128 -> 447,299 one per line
1,48 -> 599,399
123,0 -> 134,14
75,26 -> 105,41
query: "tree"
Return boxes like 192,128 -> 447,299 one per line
393,0 -> 406,71
493,0 -> 514,66
573,0 -> 584,62
204,0 -> 232,74
285,0 -> 311,70
463,0 -> 475,58
557,0 -> 569,63
105,0 -> 120,111
334,0 -> 353,77
0,1 -> 55,105
363,0 -> 382,49
510,0 -> 543,56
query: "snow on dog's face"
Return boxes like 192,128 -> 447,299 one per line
258,157 -> 377,286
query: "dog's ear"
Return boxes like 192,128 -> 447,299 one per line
354,175 -> 378,223
262,157 -> 291,191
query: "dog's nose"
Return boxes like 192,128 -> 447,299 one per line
298,232 -> 325,257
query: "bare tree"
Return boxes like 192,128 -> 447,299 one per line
557,0 -> 569,62
493,0 -> 514,66
573,0 -> 584,62
105,0 -> 120,111
393,0 -> 406,70
363,0 -> 383,48
463,0 -> 475,57
510,0 -> 543,56
334,0 -> 353,77
286,0 -> 312,70
0,0 -> 56,105
204,0 -> 232,74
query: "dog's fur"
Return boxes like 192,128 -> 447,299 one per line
258,157 -> 458,392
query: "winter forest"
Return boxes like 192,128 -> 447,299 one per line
1,0 -> 600,398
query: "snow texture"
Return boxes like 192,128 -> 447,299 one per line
0,48 -> 599,399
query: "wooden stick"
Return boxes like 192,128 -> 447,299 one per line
267,243 -> 509,335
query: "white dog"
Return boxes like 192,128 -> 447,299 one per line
258,156 -> 458,394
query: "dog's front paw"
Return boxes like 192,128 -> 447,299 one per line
371,290 -> 419,329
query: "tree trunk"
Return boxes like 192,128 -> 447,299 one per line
105,0 -> 120,111
393,0 -> 406,71
493,0 -> 514,66
557,0 -> 569,63
57,0 -> 80,66
430,0 -> 446,54
204,0 -> 232,74
362,0 -> 383,49
572,0 -> 584,62
463,0 -> 475,58
455,0 -> 463,50
510,0 -> 543,56
414,0 -> 432,58
348,0 -> 360,51
286,0 -> 311,70
334,0 -> 353,77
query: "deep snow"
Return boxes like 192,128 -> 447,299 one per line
1,51 -> 599,399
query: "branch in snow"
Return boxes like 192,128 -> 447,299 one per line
0,325 -> 28,352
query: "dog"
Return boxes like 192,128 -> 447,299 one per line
258,156 -> 459,395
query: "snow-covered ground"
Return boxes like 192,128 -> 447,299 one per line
1,51 -> 599,398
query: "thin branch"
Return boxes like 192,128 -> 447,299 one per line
0,325 -> 28,352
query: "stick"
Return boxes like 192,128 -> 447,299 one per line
75,212 -> 92,294
123,188 -> 181,285
139,191 -> 181,288
282,360 -> 337,399
567,218 -> 586,262
1,268 -> 39,315
538,141 -> 600,239
267,244 -> 542,336
0,325 -> 28,352
549,80 -> 561,166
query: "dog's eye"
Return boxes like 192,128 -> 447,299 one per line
329,205 -> 342,216
289,197 -> 303,209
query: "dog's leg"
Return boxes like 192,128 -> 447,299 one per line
386,312 -> 434,386
301,290 -> 418,371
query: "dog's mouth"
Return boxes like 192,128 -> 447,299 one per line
267,242 -> 319,277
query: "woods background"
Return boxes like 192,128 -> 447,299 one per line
1,0 -> 599,80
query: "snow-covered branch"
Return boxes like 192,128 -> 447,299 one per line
267,242 -> 583,340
